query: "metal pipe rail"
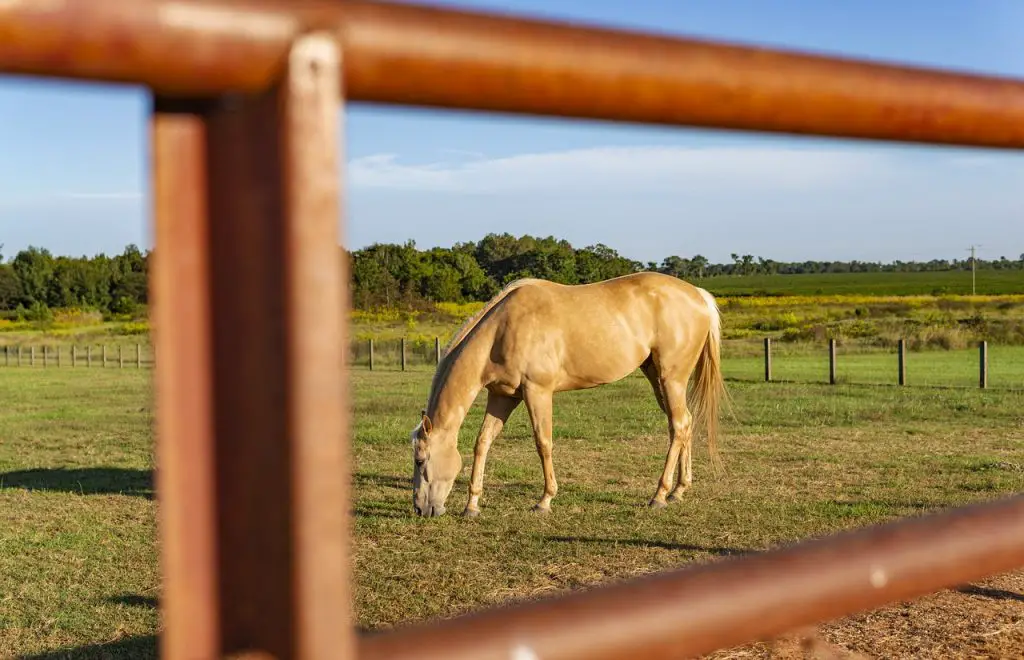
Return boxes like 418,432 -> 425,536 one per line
358,493 -> 1024,660
4,0 -> 1024,147
1,1 -> 1023,659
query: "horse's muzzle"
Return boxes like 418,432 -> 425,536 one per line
413,503 -> 446,517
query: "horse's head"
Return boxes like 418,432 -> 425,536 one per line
411,411 -> 462,517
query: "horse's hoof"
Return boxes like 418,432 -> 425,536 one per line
461,508 -> 480,518
667,492 -> 686,503
647,498 -> 667,509
531,504 -> 551,514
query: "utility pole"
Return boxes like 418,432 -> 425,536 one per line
966,245 -> 982,296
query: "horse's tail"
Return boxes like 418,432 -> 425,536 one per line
692,287 -> 726,475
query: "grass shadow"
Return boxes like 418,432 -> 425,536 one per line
545,535 -> 751,557
353,502 -> 409,519
353,472 -> 409,490
956,584 -> 1024,602
0,467 -> 152,498
22,635 -> 157,660
107,594 -> 159,609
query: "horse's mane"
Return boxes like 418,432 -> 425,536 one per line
424,277 -> 538,415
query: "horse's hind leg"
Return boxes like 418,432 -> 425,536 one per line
668,426 -> 693,502
641,357 -> 668,415
648,376 -> 693,509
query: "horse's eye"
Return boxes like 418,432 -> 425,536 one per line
414,458 -> 425,469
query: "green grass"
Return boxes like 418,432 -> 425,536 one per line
1,366 -> 1022,658
700,269 -> 1024,296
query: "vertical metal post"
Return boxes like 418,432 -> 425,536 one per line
369,338 -> 374,371
979,341 -> 988,389
151,32 -> 352,660
828,338 -> 836,385
401,337 -> 407,371
898,339 -> 906,386
763,337 -> 772,382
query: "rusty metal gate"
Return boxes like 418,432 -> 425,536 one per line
1,1 -> 1022,658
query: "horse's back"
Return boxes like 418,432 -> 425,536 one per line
487,272 -> 713,389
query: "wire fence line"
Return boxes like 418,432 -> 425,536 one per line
347,336 -> 1024,391
0,343 -> 150,368
2,336 -> 1021,391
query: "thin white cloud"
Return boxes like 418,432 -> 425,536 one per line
0,191 -> 142,209
57,191 -> 142,200
348,145 -> 892,194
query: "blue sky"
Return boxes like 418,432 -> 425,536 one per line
1,0 -> 1023,265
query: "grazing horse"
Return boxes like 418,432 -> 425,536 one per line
411,271 -> 725,518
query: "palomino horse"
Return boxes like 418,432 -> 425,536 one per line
411,271 -> 725,518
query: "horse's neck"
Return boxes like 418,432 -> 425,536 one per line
428,342 -> 485,434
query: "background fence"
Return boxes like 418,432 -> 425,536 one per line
4,337 -> 1020,391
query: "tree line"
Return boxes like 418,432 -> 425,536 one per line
1,235 -> 1022,314
0,244 -> 147,319
348,233 -> 1024,308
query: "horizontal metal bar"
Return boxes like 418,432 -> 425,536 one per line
358,493 -> 1024,660
3,1 -> 1024,148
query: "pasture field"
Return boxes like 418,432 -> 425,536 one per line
699,269 -> 1024,297
1,365 -> 1022,659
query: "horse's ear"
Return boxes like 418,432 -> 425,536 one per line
421,413 -> 433,435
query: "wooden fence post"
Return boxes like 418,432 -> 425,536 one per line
102,345 -> 107,367
18,346 -> 23,367
368,339 -> 374,371
435,336 -> 441,365
137,343 -> 142,368
43,345 -> 47,368
87,345 -> 92,367
57,346 -> 61,368
401,338 -> 407,371
979,341 -> 988,389
3,345 -> 7,367
72,345 -> 77,368
30,345 -> 35,367
897,339 -> 906,386
828,338 -> 836,385
763,337 -> 772,382
119,344 -> 124,368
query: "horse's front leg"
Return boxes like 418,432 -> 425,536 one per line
463,392 -> 521,517
523,385 -> 558,513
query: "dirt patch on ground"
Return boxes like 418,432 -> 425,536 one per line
709,569 -> 1023,659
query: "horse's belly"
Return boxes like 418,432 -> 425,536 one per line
555,331 -> 649,390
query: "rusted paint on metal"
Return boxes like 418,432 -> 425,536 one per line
0,0 -> 295,94
151,97 -> 222,660
150,32 -> 351,660
4,1 -> 1024,148
279,31 -> 353,660
358,493 -> 1024,660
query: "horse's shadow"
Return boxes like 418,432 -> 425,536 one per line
21,635 -> 158,660
956,584 -> 1024,602
545,535 -> 751,557
0,467 -> 153,498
